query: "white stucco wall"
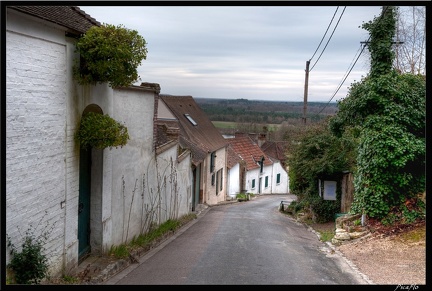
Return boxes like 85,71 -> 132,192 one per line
6,8 -> 195,278
204,146 -> 227,205
228,161 -> 289,197
64,36 -> 83,272
245,168 -> 259,194
271,161 -> 289,194
227,163 -> 241,198
156,145 -> 193,220
75,83 -> 115,255
104,87 -> 157,246
260,165 -> 273,194
244,165 -> 272,195
6,9 -> 70,276
88,86 -> 193,248
157,98 -> 175,119
74,86 -> 191,253
176,151 -> 194,215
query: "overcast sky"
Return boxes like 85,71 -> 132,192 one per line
79,5 -> 385,103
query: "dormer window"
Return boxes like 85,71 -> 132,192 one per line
184,114 -> 197,126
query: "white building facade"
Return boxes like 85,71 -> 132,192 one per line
6,7 -> 192,278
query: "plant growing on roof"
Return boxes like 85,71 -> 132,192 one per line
73,23 -> 148,88
75,112 -> 129,149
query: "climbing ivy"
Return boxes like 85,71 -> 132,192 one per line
362,6 -> 396,78
329,7 -> 425,221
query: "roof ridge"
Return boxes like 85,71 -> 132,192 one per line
71,6 -> 101,26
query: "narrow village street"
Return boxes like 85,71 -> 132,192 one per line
103,195 -> 369,285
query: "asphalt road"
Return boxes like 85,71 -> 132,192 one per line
104,194 -> 368,285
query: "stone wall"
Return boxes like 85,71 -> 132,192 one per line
332,214 -> 370,245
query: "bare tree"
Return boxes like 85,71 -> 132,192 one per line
394,6 -> 426,74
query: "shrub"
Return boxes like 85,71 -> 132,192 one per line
75,112 -> 129,149
7,236 -> 48,284
73,23 -> 147,88
6,213 -> 54,284
236,193 -> 250,201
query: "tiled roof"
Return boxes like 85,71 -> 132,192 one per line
155,122 -> 180,148
227,133 -> 273,171
159,95 -> 227,166
226,144 -> 242,169
8,6 -> 100,35
261,140 -> 289,168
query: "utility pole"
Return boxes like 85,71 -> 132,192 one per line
361,6 -> 403,71
303,60 -> 310,124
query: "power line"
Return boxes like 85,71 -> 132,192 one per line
317,43 -> 366,114
309,7 -> 346,72
309,6 -> 340,62
317,6 -> 391,114
303,6 -> 346,123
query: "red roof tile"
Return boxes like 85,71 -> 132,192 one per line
226,144 -> 242,169
261,140 -> 289,168
227,133 -> 273,171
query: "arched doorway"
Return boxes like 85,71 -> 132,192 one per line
78,104 -> 103,262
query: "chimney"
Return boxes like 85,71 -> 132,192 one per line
257,133 -> 266,147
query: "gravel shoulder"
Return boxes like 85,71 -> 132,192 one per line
310,220 -> 426,285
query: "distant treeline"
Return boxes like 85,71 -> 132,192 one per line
195,98 -> 338,124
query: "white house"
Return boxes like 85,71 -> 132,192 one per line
226,133 -> 274,196
268,158 -> 290,194
261,140 -> 290,194
226,144 -> 243,199
158,95 -> 229,206
5,6 -> 192,279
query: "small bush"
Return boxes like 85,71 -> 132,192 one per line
7,236 -> 48,284
304,195 -> 339,223
287,200 -> 303,213
381,197 -> 426,226
75,112 -> 129,149
6,213 -> 55,284
236,193 -> 247,200
108,244 -> 129,259
73,23 -> 147,88
319,231 -> 334,242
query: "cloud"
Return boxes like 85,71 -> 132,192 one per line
80,5 -> 384,102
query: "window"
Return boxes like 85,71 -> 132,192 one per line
252,179 -> 255,189
216,168 -> 223,194
211,173 -> 215,186
216,171 -> 218,193
219,169 -> 223,192
276,173 -> 281,184
265,176 -> 269,188
184,114 -> 197,126
210,152 -> 216,173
